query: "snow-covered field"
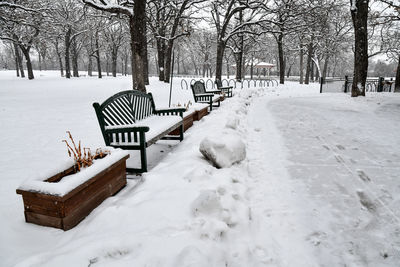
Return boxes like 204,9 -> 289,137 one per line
1,70 -> 399,266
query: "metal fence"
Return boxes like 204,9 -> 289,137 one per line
320,76 -> 397,93
181,78 -> 279,90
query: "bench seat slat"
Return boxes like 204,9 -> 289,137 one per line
105,115 -> 182,145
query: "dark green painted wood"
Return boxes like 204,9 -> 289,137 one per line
190,81 -> 221,111
215,79 -> 233,97
93,90 -> 185,173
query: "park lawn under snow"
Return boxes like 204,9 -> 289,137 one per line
0,70 -> 400,266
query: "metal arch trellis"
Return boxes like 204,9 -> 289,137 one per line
228,79 -> 237,89
222,79 -> 229,87
180,79 -> 189,90
206,79 -> 214,90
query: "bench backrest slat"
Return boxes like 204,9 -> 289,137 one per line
99,90 -> 155,127
191,81 -> 206,95
93,90 -> 158,145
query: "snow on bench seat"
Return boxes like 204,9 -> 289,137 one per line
105,115 -> 182,146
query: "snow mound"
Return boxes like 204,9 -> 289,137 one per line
225,116 -> 240,129
191,190 -> 222,216
173,246 -> 210,267
199,134 -> 246,168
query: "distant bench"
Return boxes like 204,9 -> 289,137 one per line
93,90 -> 185,173
190,80 -> 223,111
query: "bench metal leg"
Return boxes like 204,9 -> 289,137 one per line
139,132 -> 147,173
140,145 -> 147,173
179,124 -> 184,141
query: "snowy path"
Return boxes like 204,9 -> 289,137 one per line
244,92 -> 320,266
268,94 -> 400,266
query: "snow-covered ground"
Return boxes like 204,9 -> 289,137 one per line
1,70 -> 399,266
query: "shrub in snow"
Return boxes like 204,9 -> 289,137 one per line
199,134 -> 246,168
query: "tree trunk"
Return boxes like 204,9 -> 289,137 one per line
41,51 -> 47,71
65,28 -> 72,79
177,48 -> 180,75
215,40 -> 225,81
106,54 -> 110,76
20,46 -> 34,80
143,26 -> 149,85
250,55 -> 254,80
203,52 -> 209,77
322,55 -> 329,79
395,54 -> 400,92
311,60 -> 314,82
350,0 -> 369,97
124,51 -> 128,76
111,49 -> 118,77
286,64 -> 292,78
156,39 -> 165,81
299,45 -> 304,84
55,42 -> 64,77
130,1 -> 146,92
277,33 -> 285,84
14,50 -> 20,77
332,55 -> 337,77
14,43 -> 25,78
71,40 -> 79,77
95,32 -> 102,79
88,56 -> 93,76
164,40 -> 173,83
38,53 -> 42,71
305,38 -> 313,85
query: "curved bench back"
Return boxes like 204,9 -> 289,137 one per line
93,90 -> 156,144
191,81 -> 206,95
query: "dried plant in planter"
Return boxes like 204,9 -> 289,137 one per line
184,100 -> 192,111
62,131 -> 110,172
175,100 -> 192,111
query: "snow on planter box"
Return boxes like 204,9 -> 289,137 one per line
192,103 -> 209,121
16,149 -> 129,231
169,108 -> 196,135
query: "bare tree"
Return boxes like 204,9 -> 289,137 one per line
350,0 -> 369,97
0,0 -> 46,79
82,0 -> 148,92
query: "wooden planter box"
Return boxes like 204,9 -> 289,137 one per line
193,106 -> 209,121
16,154 -> 129,231
169,110 -> 195,135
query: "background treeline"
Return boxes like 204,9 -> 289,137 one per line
0,0 -> 399,88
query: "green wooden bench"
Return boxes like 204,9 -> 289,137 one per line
190,81 -> 222,111
93,90 -> 185,173
215,79 -> 233,97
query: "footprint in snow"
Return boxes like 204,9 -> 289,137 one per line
336,144 -> 346,150
306,231 -> 327,246
322,145 -> 330,151
357,190 -> 377,213
335,155 -> 345,164
357,170 -> 371,182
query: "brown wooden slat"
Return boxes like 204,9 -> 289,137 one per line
16,156 -> 129,231
25,211 -> 63,229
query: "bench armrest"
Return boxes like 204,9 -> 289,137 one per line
105,126 -> 150,133
195,93 -> 214,97
155,108 -> 186,117
218,86 -> 233,90
205,89 -> 222,94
